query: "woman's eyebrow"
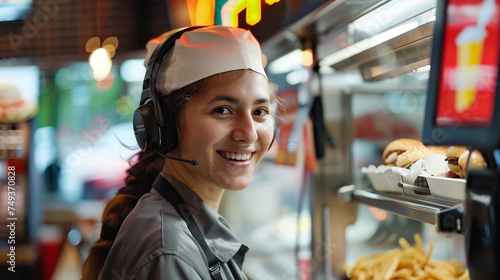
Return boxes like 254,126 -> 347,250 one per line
208,95 -> 271,105
209,95 -> 238,104
254,98 -> 271,105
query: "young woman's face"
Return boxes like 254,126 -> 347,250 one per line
174,70 -> 274,191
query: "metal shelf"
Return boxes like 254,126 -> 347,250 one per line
338,185 -> 464,234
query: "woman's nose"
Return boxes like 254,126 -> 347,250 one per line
232,113 -> 258,143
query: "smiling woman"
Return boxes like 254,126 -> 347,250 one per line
82,26 -> 277,280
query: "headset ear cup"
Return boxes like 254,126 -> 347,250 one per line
158,111 -> 178,153
133,103 -> 160,151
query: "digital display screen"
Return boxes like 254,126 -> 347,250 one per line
435,0 -> 500,126
0,66 -> 39,124
0,0 -> 33,22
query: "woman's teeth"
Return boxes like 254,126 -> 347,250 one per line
221,152 -> 251,161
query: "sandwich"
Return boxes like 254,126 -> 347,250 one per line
382,138 -> 423,166
0,83 -> 38,122
458,150 -> 487,178
396,145 -> 448,169
445,146 -> 468,177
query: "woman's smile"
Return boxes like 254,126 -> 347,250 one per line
218,151 -> 253,161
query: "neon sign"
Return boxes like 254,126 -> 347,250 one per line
187,0 -> 281,27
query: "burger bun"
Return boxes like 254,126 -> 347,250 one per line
382,138 -> 423,166
458,150 -> 487,178
396,145 -> 448,168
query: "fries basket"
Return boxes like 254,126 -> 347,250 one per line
343,233 -> 470,280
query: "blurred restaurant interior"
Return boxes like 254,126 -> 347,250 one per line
1,0 -> 500,279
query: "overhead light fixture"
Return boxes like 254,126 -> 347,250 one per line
319,0 -> 436,69
89,48 -> 112,80
86,37 -> 119,84
301,49 -> 313,67
320,21 -> 420,68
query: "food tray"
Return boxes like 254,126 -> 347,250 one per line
420,174 -> 466,201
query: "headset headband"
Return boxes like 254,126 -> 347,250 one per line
142,26 -> 204,126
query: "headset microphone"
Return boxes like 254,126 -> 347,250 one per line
158,152 -> 199,166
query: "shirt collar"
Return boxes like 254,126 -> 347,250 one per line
157,172 -> 247,263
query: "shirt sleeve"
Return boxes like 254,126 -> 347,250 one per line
134,254 -> 206,280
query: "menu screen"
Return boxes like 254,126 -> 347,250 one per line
435,0 -> 500,126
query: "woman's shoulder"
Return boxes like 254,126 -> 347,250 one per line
103,189 -> 207,277
119,189 -> 185,250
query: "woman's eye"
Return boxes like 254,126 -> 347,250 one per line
213,107 -> 231,114
254,108 -> 269,116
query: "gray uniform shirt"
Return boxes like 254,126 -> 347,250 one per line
100,172 -> 249,280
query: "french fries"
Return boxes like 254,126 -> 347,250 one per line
343,233 -> 470,280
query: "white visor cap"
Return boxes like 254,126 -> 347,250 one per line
144,25 -> 267,95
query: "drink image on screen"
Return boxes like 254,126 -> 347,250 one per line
454,0 -> 495,112
455,27 -> 486,111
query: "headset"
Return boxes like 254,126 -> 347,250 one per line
133,26 -> 277,164
133,26 -> 203,156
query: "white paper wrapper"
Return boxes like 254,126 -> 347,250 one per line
420,154 -> 466,200
423,154 -> 449,175
420,174 -> 466,200
361,165 -> 402,193
362,153 -> 451,194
